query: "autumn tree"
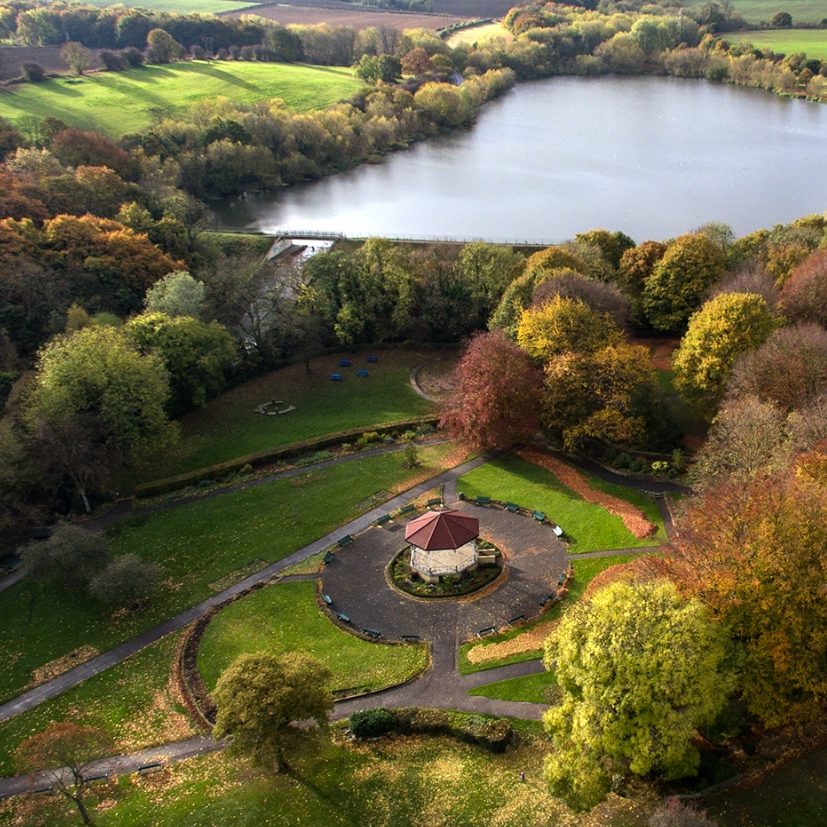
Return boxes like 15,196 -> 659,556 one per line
707,263 -> 779,309
618,240 -> 667,297
17,722 -> 114,826
517,296 -> 623,363
728,323 -> 827,412
574,229 -> 635,270
61,42 -> 94,76
440,331 -> 543,450
523,245 -> 587,282
673,292 -> 776,417
542,343 -> 662,452
656,464 -> 827,726
144,270 -> 206,318
642,232 -> 727,332
544,580 -> 732,811
532,269 -> 631,330
488,271 -> 536,338
50,129 -> 139,180
213,652 -> 333,772
780,248 -> 827,327
145,28 -> 184,64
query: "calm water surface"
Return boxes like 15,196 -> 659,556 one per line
213,76 -> 827,242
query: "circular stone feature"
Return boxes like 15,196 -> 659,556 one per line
389,539 -> 503,599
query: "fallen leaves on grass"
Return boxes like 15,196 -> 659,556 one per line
30,645 -> 99,686
581,559 -> 652,601
517,450 -> 655,539
466,618 -> 560,664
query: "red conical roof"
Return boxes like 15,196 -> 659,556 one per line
404,509 -> 479,551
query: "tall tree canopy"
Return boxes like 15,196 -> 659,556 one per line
544,579 -> 732,811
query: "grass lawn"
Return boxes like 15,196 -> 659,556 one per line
459,554 -> 637,674
81,0 -> 260,11
0,730 -> 654,826
198,581 -> 427,695
447,22 -> 513,46
0,442 -> 457,703
0,61 -> 362,138
729,0 -> 827,24
725,28 -> 827,60
0,634 -> 192,777
140,349 -> 435,484
457,455 -> 666,553
469,670 -> 557,705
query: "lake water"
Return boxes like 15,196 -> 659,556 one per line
212,76 -> 827,242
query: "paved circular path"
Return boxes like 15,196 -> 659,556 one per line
321,501 -> 568,644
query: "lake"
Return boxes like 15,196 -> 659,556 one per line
212,76 -> 827,243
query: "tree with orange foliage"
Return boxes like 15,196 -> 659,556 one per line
440,331 -> 543,450
654,459 -> 827,726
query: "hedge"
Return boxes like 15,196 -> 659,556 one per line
349,707 -> 513,753
134,415 -> 440,498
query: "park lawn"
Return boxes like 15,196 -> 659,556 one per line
0,442 -> 456,703
726,28 -> 827,60
457,455 -> 665,553
0,730 -> 655,826
197,581 -> 427,695
469,670 -> 557,704
140,349 -> 435,484
81,0 -> 260,11
728,0 -> 827,24
459,554 -> 637,674
0,634 -> 192,777
0,61 -> 362,138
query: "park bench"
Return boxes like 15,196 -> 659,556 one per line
337,534 -> 353,548
557,572 -> 567,586
321,593 -> 333,606
427,497 -> 443,507
505,502 -> 519,513
363,628 -> 381,639
399,504 -> 416,515
367,354 -> 379,363
356,368 -> 369,377
401,634 -> 421,642
339,358 -> 352,367
374,514 -> 392,526
323,551 -> 335,564
330,373 -> 343,382
532,510 -> 546,523
552,525 -> 564,537
477,626 -> 496,637
540,592 -> 556,606
138,763 -> 163,775
475,495 -> 491,506
337,612 -> 350,624
508,614 -> 526,625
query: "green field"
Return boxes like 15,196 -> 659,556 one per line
456,455 -> 667,554
0,442 -> 455,703
141,350 -> 434,484
729,0 -> 827,25
469,670 -> 557,704
447,22 -> 513,46
726,28 -> 827,60
82,0 -> 260,11
198,581 -> 427,696
0,61 -> 362,138
0,730 -> 653,826
0,634 -> 190,776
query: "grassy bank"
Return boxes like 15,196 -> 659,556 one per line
0,61 -> 362,137
726,29 -> 827,60
140,349 -> 435,483
457,455 -> 666,553
197,581 -> 427,695
0,442 -> 457,703
729,0 -> 827,24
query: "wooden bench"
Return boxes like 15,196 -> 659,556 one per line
508,614 -> 526,625
532,510 -> 546,523
337,534 -> 353,548
477,626 -> 496,637
399,504 -> 416,515
321,593 -> 333,606
401,634 -> 421,642
505,502 -> 519,513
426,497 -> 443,507
374,514 -> 392,526
323,551 -> 335,565
475,495 -> 491,506
363,628 -> 381,639
337,612 -> 350,624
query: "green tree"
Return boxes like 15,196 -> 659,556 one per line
22,522 -> 111,592
456,241 -> 524,325
24,326 -> 176,469
517,296 -> 623,362
125,311 -> 236,415
213,652 -> 333,772
544,580 -> 732,811
145,28 -> 184,64
61,42 -> 94,76
642,232 -> 726,332
144,270 -> 207,319
88,554 -> 160,607
673,292 -> 776,417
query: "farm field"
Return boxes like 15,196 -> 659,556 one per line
447,21 -> 512,45
228,1 -> 465,30
0,61 -> 362,138
197,581 -> 428,695
0,730 -> 657,826
141,349 -> 435,483
456,455 -> 667,554
725,28 -> 827,60
0,442 -> 457,703
729,0 -> 827,24
80,0 -> 260,12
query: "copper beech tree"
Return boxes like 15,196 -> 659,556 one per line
440,331 -> 542,450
